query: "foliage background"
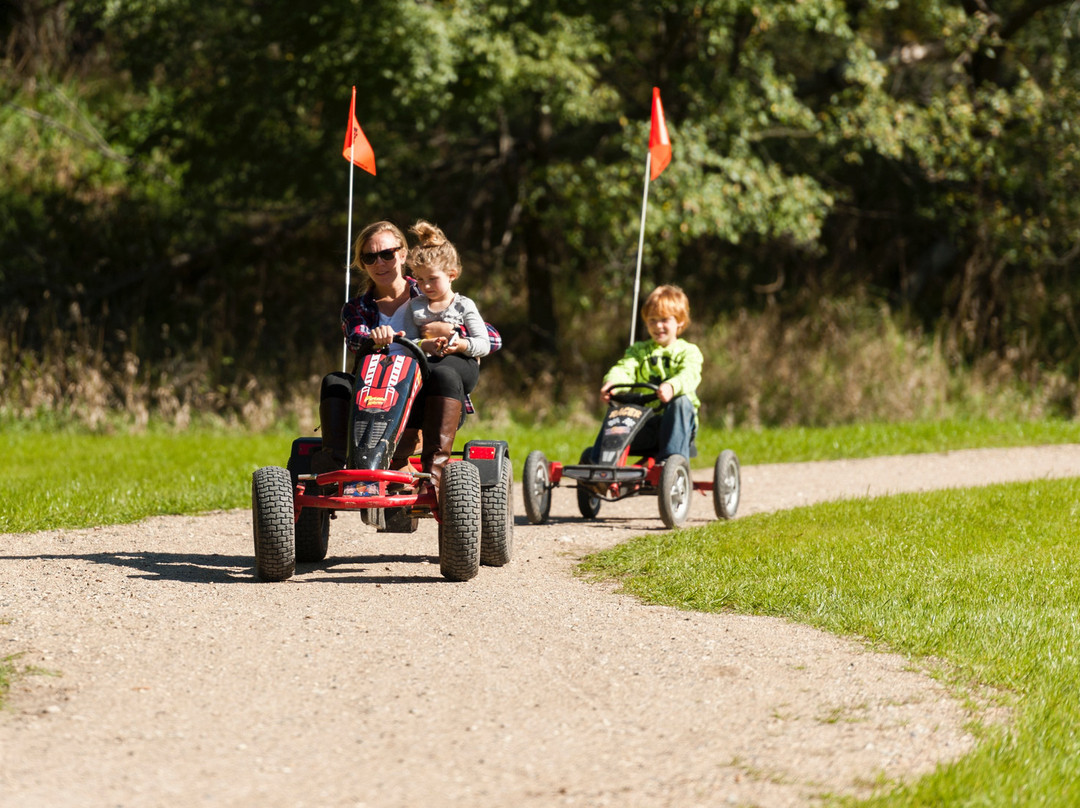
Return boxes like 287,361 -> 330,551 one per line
3,0 -> 1079,429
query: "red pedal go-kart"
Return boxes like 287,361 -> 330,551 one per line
521,383 -> 740,529
251,336 -> 513,583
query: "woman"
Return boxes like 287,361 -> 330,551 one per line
313,220 -> 500,501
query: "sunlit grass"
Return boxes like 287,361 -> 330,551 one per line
471,416 -> 1080,468
0,427 -> 293,533
581,478 -> 1080,805
4,417 -> 1080,534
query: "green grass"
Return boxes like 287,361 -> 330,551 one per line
468,416 -> 1080,469
4,417 -> 1080,534
581,478 -> 1080,805
0,427 -> 294,533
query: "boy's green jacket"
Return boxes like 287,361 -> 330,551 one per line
603,338 -> 703,412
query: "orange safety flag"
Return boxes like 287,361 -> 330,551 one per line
648,87 -> 671,181
342,85 -> 376,175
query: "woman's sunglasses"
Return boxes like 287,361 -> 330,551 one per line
361,247 -> 401,266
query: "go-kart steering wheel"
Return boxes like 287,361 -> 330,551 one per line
607,382 -> 659,405
351,335 -> 431,382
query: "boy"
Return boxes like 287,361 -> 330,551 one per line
596,284 -> 702,462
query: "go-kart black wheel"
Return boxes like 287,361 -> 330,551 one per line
713,449 -> 740,519
381,507 -> 418,533
439,461 -> 482,581
295,486 -> 329,562
480,459 -> 513,567
522,450 -> 552,525
286,451 -> 330,562
658,454 -> 692,529
575,447 -> 602,520
252,466 -> 296,581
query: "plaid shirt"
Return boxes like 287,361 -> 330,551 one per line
342,278 -> 502,353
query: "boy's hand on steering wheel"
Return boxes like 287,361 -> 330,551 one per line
599,382 -> 614,403
657,382 -> 674,403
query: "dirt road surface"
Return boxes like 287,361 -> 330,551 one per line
4,444 -> 1080,807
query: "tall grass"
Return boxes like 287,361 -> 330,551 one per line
581,478 -> 1080,805
5,297 -> 1080,432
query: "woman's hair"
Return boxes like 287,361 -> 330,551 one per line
406,220 -> 461,280
352,220 -> 407,292
642,284 -> 691,334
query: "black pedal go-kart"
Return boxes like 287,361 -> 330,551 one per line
521,383 -> 740,529
251,336 -> 512,583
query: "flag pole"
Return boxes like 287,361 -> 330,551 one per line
630,152 -> 653,346
343,129 -> 356,372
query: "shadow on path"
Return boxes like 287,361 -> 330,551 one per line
1,551 -> 447,585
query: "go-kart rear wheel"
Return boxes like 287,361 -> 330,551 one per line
480,459 -> 513,567
439,462 -> 482,581
295,501 -> 329,562
575,447 -> 602,520
713,449 -> 741,519
294,480 -> 329,562
381,507 -> 419,533
252,466 -> 296,581
286,452 -> 330,562
658,455 -> 692,529
522,450 -> 552,525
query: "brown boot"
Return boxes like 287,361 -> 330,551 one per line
421,396 -> 463,504
311,395 -> 350,474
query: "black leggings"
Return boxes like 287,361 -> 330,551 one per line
321,354 -> 479,427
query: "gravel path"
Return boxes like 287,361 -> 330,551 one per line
4,444 -> 1080,807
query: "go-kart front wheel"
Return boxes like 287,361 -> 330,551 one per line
658,455 -> 692,529
522,450 -> 552,524
439,461 -> 482,581
252,466 -> 296,581
713,449 -> 741,519
575,447 -> 602,520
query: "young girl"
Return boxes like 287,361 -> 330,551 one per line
404,221 -> 490,360
401,220 -> 489,499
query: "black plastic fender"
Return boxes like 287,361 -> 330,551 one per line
287,437 -> 323,478
461,440 -> 510,488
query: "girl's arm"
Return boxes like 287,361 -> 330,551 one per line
456,299 -> 491,358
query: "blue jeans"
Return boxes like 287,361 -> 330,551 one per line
592,395 -> 697,462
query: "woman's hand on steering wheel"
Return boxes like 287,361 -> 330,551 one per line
370,325 -> 399,348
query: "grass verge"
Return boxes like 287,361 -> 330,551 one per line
3,417 -> 1080,534
580,477 -> 1080,805
469,415 -> 1080,469
0,428 -> 292,534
